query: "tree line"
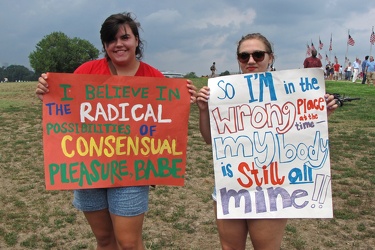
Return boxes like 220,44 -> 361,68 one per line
0,65 -> 37,82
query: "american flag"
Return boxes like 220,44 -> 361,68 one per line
348,35 -> 355,46
306,44 -> 311,56
329,34 -> 332,51
318,53 -> 322,60
370,31 -> 375,45
311,42 -> 316,51
319,38 -> 323,50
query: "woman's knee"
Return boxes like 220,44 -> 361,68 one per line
116,237 -> 144,250
95,232 -> 117,248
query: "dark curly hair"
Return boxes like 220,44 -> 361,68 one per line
100,12 -> 144,60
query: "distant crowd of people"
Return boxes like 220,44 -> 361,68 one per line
303,48 -> 375,86
208,48 -> 374,86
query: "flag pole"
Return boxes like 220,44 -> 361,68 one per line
329,33 -> 332,62
370,26 -> 374,56
345,29 -> 349,67
327,34 -> 331,60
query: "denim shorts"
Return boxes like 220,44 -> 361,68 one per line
73,186 -> 150,216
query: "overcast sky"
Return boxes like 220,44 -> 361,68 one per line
1,0 -> 375,76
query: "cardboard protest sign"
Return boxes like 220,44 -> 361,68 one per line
42,73 -> 190,190
208,68 -> 333,218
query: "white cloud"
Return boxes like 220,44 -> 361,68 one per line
185,7 -> 256,30
145,9 -> 182,23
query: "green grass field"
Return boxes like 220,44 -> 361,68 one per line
0,77 -> 374,249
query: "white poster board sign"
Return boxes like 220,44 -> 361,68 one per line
208,68 -> 333,219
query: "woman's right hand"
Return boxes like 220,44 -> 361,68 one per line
196,86 -> 210,111
35,73 -> 49,101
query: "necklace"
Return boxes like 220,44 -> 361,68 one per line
108,60 -> 118,75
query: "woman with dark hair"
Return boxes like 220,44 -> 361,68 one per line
36,12 -> 196,250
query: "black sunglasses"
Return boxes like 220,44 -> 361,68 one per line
237,51 -> 269,63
